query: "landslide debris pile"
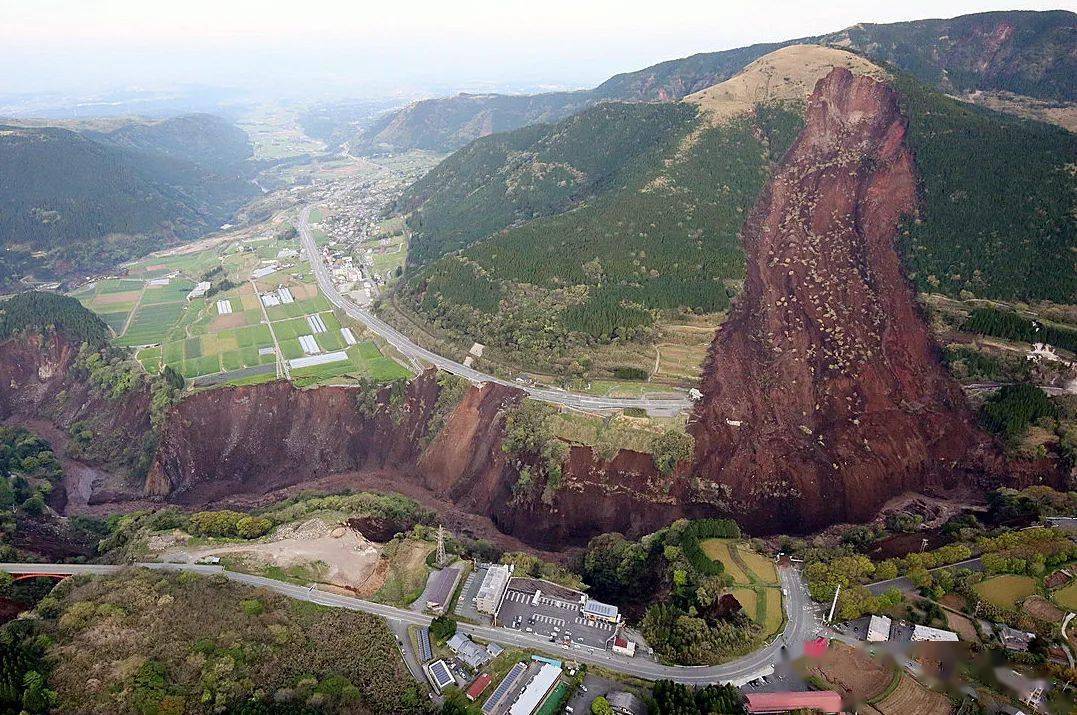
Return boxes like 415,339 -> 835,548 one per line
689,67 -> 984,531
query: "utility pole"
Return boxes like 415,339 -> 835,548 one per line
436,525 -> 446,568
827,584 -> 841,623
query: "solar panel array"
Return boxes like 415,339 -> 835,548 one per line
419,627 -> 432,661
482,662 -> 527,714
429,660 -> 454,690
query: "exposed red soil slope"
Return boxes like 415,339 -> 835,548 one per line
688,68 -> 987,532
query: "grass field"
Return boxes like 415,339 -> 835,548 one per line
701,539 -> 783,637
974,575 -> 1038,609
1052,581 -> 1077,611
552,412 -> 686,453
738,547 -> 779,585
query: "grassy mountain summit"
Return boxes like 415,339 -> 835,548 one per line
354,9 -> 1076,154
0,115 -> 255,287
385,45 -> 1075,380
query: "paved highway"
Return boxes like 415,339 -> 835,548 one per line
865,557 -> 984,595
0,561 -> 819,686
296,205 -> 693,415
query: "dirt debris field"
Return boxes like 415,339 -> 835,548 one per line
161,517 -> 386,592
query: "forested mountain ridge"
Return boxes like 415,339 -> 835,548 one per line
0,117 -> 256,288
90,113 -> 254,172
352,90 -> 592,154
386,44 -> 1076,378
353,9 -> 1076,153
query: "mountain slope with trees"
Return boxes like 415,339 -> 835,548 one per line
387,45 -> 1075,377
0,118 -> 255,287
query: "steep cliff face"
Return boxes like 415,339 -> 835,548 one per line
146,372 -> 525,507
0,331 -> 152,458
688,68 -> 986,533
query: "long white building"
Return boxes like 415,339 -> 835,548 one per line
475,564 -> 512,615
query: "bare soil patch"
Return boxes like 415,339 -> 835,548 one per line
945,610 -> 979,642
805,641 -> 893,701
166,517 -> 382,590
1024,595 -> 1065,623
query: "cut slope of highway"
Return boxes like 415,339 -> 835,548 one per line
297,205 -> 693,415
0,561 -> 820,685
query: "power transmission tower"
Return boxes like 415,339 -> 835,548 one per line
436,525 -> 446,567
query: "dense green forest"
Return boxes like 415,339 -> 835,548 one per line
962,307 -> 1077,353
581,519 -> 760,665
90,114 -> 253,172
0,426 -> 63,521
0,120 -> 254,287
895,74 -> 1076,304
394,102 -> 802,372
0,292 -> 109,344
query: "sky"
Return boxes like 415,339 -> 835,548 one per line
0,0 -> 1069,100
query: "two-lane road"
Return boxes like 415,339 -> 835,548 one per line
296,206 -> 693,415
0,561 -> 819,686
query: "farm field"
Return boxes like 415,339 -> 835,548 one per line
872,674 -> 951,715
73,224 -> 411,386
1052,581 -> 1077,611
702,539 -> 784,637
973,575 -> 1038,609
806,641 -> 894,702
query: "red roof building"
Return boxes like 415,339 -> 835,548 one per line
465,673 -> 493,701
746,691 -> 843,714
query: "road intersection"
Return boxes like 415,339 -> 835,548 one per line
296,205 -> 694,415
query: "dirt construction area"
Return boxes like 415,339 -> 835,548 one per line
160,518 -> 386,593
805,641 -> 894,702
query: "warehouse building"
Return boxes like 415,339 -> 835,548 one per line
509,663 -> 561,715
475,563 -> 512,615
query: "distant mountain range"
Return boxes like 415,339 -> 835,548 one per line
354,9 -> 1076,153
0,114 -> 255,287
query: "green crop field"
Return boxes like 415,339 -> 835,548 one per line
74,231 -> 410,385
265,295 -> 331,321
115,301 -> 189,346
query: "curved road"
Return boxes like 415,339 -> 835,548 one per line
297,206 -> 693,415
0,561 -> 819,686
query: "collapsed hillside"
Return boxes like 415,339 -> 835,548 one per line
689,67 -> 984,531
384,42 -> 1075,384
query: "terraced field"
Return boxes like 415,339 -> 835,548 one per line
700,538 -> 784,636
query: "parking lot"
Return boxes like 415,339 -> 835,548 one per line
496,588 -> 618,651
454,565 -> 493,625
